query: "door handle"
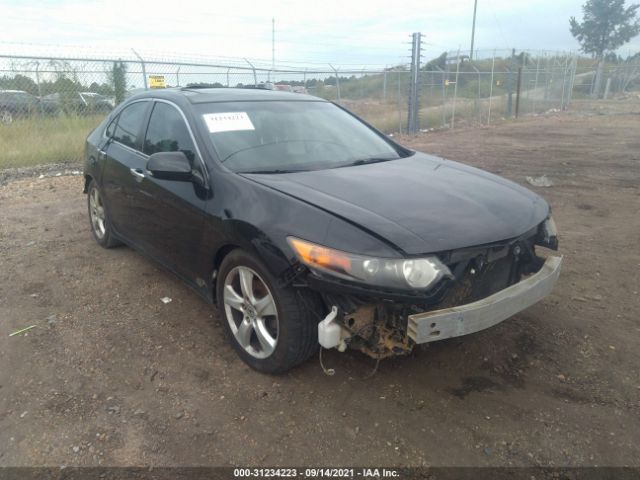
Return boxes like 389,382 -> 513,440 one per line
130,168 -> 145,181
97,149 -> 107,161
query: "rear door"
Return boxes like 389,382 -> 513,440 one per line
100,100 -> 151,241
129,100 -> 207,279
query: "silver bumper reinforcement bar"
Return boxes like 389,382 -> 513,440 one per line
407,255 -> 563,344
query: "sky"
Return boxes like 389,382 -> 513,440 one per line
1,0 -> 639,67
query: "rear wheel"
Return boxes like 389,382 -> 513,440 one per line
87,180 -> 121,248
217,249 -> 320,373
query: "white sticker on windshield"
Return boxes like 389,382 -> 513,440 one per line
203,112 -> 255,133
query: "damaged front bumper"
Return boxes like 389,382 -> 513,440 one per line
406,255 -> 562,344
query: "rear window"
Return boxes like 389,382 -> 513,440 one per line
112,102 -> 148,149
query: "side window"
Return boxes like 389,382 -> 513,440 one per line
113,102 -> 148,150
143,102 -> 196,163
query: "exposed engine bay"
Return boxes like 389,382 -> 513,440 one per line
313,223 -> 559,359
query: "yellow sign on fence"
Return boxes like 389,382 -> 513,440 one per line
149,75 -> 166,89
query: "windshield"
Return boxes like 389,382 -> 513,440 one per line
195,100 -> 404,173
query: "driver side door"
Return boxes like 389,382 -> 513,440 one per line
127,100 -> 208,281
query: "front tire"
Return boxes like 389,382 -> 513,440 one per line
87,180 -> 121,248
217,249 -> 320,373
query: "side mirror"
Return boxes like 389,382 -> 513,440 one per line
146,151 -> 193,182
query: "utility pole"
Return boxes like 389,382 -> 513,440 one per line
35,61 -> 43,115
507,48 -> 515,117
470,0 -> 478,61
407,32 -> 423,134
271,17 -> 275,82
451,48 -> 461,129
383,66 -> 387,101
515,65 -> 523,118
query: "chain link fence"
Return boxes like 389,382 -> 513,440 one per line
1,48 -> 639,168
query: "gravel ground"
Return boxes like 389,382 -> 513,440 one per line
0,110 -> 639,468
0,163 -> 82,187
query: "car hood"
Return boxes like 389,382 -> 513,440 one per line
243,153 -> 549,255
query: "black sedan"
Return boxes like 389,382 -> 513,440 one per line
83,87 -> 561,373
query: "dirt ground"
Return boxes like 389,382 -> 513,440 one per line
1,109 -> 639,468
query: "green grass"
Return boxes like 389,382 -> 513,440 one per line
342,99 -> 409,133
0,114 -> 104,169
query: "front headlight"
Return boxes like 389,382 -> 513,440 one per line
539,216 -> 559,250
287,237 -> 452,290
542,216 -> 557,240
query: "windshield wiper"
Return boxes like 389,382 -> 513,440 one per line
237,169 -> 307,174
341,156 -> 397,168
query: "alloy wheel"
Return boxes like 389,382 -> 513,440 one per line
223,266 -> 279,359
89,187 -> 106,239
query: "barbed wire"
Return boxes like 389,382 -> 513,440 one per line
1,44 -> 638,159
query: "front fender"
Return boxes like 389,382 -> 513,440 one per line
203,172 -> 403,300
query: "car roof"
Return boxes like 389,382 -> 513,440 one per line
129,87 -> 325,104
